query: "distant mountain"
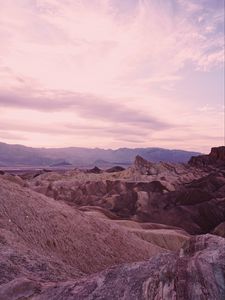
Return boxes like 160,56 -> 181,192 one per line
0,141 -> 202,167
50,160 -> 72,167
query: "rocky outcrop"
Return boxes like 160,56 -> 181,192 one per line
29,177 -> 168,217
189,146 -> 225,168
134,155 -> 177,175
1,235 -> 224,300
27,169 -> 225,234
212,222 -> 225,238
86,166 -> 102,174
210,146 -> 225,161
126,155 -> 206,187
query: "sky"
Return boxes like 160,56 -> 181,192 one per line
0,0 -> 224,152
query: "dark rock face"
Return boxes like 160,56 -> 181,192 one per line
189,146 -> 225,168
106,166 -> 125,173
3,235 -> 223,300
154,171 -> 225,234
212,222 -> 225,238
86,166 -> 102,174
210,146 -> 225,161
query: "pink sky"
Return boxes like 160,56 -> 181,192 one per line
0,0 -> 224,152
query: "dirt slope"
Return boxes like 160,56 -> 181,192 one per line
0,177 -> 165,285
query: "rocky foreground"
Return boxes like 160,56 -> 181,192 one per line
0,146 -> 224,299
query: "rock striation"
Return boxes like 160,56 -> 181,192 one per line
1,235 -> 224,300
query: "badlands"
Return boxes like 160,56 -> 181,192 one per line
0,146 -> 224,299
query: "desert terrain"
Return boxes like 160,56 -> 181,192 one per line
0,146 -> 224,299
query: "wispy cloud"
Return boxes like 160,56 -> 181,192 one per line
0,0 -> 223,92
0,0 -> 223,150
0,118 -> 154,147
0,131 -> 27,141
0,89 -> 169,129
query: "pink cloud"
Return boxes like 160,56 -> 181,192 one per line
0,0 -> 223,151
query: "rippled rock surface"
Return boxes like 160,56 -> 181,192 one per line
1,235 -> 223,300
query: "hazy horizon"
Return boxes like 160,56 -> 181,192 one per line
0,139 -> 204,153
0,0 -> 224,153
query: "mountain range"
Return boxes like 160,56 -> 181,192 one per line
0,141 -> 201,167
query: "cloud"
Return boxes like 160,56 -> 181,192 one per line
0,131 -> 27,141
0,89 -> 169,129
0,0 -> 223,95
0,118 -> 153,146
0,0 -> 223,151
153,134 -> 224,143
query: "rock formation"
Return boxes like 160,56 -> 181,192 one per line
1,235 -> 224,299
212,222 -> 225,238
0,146 -> 225,299
189,146 -> 225,168
26,168 -> 225,234
86,166 -> 103,174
